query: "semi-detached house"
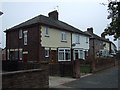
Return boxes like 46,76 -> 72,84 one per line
5,10 -> 90,64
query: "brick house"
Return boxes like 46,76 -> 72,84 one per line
85,27 -> 112,58
5,10 -> 89,63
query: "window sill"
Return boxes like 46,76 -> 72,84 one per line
76,43 -> 80,44
58,60 -> 71,62
45,35 -> 49,37
24,44 -> 27,46
19,37 -> 22,39
61,40 -> 67,42
45,56 -> 49,58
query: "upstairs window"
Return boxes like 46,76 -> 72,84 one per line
76,35 -> 80,44
61,32 -> 66,41
19,29 -> 22,39
45,27 -> 49,36
23,31 -> 28,45
86,37 -> 89,43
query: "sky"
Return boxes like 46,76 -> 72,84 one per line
0,0 -> 118,49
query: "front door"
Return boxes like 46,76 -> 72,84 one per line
23,54 -> 28,62
74,50 -> 79,60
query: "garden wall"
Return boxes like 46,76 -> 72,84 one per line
2,61 -> 49,88
92,57 -> 116,72
2,68 -> 49,88
49,63 -> 73,77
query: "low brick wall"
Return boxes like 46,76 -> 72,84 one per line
2,61 -> 48,71
49,63 -> 73,77
2,68 -> 49,88
92,57 -> 116,72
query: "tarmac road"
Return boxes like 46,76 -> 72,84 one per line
56,66 -> 118,88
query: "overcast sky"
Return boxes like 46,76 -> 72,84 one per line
0,0 -> 118,49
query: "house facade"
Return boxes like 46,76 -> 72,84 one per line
41,25 -> 71,63
5,10 -> 90,64
110,42 -> 117,54
85,27 -> 111,58
72,33 -> 89,60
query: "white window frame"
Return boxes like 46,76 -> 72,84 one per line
61,32 -> 66,41
19,49 -> 22,60
45,50 -> 49,57
19,29 -> 22,39
58,48 -> 71,61
45,27 -> 49,36
7,49 -> 9,60
23,31 -> 28,45
73,49 -> 84,60
75,34 -> 80,44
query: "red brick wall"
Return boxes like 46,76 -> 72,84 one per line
2,68 -> 49,88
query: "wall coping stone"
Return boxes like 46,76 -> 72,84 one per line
2,68 -> 43,75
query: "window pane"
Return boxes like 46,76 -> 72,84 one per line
86,37 -> 88,43
61,32 -> 66,41
76,35 -> 80,43
61,33 -> 64,40
45,27 -> 48,35
45,50 -> 49,57
59,52 -> 64,60
65,52 -> 70,60
19,30 -> 22,39
19,50 -> 22,60
75,50 -> 79,59
80,50 -> 83,59
7,50 -> 9,60
24,31 -> 27,45
64,32 -> 66,40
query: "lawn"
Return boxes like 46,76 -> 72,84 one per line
80,65 -> 91,73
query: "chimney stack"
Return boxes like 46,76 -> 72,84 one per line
48,10 -> 58,20
87,27 -> 93,34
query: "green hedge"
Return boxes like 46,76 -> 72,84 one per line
80,66 -> 91,73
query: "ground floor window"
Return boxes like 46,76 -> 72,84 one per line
7,49 -> 9,60
58,48 -> 71,61
9,51 -> 18,60
45,50 -> 49,57
19,49 -> 22,60
74,49 -> 85,60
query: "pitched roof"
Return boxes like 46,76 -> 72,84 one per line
5,14 -> 90,36
85,31 -> 110,42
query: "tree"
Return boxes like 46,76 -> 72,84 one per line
103,1 -> 120,40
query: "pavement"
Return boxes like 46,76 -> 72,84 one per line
49,73 -> 92,88
49,66 -> 118,88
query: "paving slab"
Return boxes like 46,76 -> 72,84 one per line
49,73 -> 92,88
49,76 -> 77,88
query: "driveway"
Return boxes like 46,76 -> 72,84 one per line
50,66 -> 118,88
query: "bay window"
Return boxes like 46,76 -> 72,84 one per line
58,48 -> 71,61
74,49 -> 85,60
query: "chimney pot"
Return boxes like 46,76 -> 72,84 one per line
48,10 -> 58,20
87,27 -> 93,33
